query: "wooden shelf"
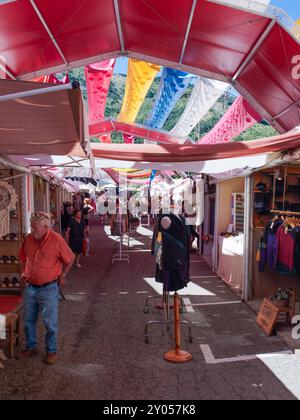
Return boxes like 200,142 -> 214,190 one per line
0,288 -> 22,295
0,264 -> 20,273
254,191 -> 272,194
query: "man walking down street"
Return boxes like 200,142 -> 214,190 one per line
20,212 -> 75,365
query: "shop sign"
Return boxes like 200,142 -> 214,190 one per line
292,55 -> 300,80
256,299 -> 280,337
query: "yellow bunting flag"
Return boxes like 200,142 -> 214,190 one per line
292,18 -> 300,40
118,59 -> 160,124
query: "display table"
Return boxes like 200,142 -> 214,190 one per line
217,235 -> 244,293
0,295 -> 23,358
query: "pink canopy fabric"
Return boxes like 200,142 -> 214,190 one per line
199,97 -> 262,144
89,121 -> 188,144
85,59 -> 115,143
91,131 -> 300,163
0,79 -> 86,157
0,0 -> 299,133
31,74 -> 69,84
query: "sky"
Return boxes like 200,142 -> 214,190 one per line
114,0 -> 299,75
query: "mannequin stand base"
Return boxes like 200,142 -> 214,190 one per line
164,350 -> 192,364
112,252 -> 130,264
155,304 -> 174,310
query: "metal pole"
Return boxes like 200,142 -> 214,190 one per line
283,166 -> 287,211
29,0 -> 68,65
243,175 -> 253,302
113,0 -> 125,55
0,82 -> 74,103
0,157 -> 31,174
179,0 -> 198,64
212,183 -> 220,272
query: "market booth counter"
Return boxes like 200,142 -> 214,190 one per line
217,234 -> 244,294
215,178 -> 245,295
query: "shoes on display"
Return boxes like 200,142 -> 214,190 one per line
0,276 -> 21,289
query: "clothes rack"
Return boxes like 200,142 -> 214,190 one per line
112,212 -> 130,264
270,210 -> 300,217
144,291 -> 193,346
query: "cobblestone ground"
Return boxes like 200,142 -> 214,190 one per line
0,222 -> 296,400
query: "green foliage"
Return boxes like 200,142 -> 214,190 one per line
234,123 -> 277,142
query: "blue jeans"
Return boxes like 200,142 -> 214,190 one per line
24,282 -> 59,353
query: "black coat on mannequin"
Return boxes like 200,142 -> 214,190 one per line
152,213 -> 191,292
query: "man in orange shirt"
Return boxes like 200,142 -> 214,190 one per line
20,212 -> 75,365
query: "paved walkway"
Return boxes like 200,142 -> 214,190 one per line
0,222 -> 299,400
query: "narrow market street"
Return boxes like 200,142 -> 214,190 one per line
0,222 -> 299,401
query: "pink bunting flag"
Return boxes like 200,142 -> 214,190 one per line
199,97 -> 262,144
85,59 -> 115,143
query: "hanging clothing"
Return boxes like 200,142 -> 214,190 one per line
258,217 -> 300,276
276,227 -> 296,274
153,214 -> 191,292
294,232 -> 300,276
258,221 -> 281,273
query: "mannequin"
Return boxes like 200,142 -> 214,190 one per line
152,213 -> 191,292
152,212 -> 193,363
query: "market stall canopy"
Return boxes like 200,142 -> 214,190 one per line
5,154 -> 112,181
0,79 -> 87,156
5,142 -> 295,175
89,120 -> 188,144
0,0 -> 300,133
91,130 -> 300,163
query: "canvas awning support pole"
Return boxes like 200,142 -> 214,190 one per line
243,175 -> 253,302
0,82 -> 74,103
0,156 -> 31,174
113,0 -> 125,55
29,0 -> 68,65
212,183 -> 220,272
2,174 -> 27,182
179,0 -> 198,64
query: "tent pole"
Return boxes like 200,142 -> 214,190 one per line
0,156 -> 30,174
232,19 -> 276,82
272,100 -> 300,121
0,82 -> 74,103
243,175 -> 253,302
179,0 -> 198,64
0,64 -> 16,80
212,183 -> 220,272
29,0 -> 68,65
113,0 -> 125,55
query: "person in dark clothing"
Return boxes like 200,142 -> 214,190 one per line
61,204 -> 73,236
65,210 -> 85,268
